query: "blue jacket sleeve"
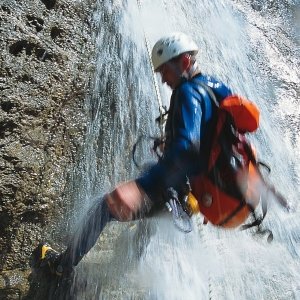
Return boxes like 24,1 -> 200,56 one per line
137,83 -> 207,203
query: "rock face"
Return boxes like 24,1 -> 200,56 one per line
0,0 -> 95,297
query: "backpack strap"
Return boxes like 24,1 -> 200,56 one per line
192,79 -> 220,109
191,79 -> 229,171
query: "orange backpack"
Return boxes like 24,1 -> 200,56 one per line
189,85 -> 264,228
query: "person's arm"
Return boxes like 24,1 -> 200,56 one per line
105,85 -> 204,221
137,84 -> 206,203
106,180 -> 149,221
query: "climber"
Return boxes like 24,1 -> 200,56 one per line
35,32 -> 271,277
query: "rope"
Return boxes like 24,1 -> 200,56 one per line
136,0 -> 165,138
197,220 -> 215,300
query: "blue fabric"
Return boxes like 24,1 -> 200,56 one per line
137,74 -> 232,203
61,198 -> 114,267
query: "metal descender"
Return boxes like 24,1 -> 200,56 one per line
165,187 -> 193,233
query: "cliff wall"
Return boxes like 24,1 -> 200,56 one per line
0,0 -> 95,297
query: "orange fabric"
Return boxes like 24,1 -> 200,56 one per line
208,112 -> 226,171
190,95 -> 261,228
220,95 -> 260,133
191,162 -> 261,228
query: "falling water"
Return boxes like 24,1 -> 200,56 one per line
66,0 -> 300,299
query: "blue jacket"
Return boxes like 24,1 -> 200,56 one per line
137,73 -> 232,203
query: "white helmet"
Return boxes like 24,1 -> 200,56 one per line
151,32 -> 199,71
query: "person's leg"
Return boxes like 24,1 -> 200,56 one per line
59,197 -> 113,269
39,197 -> 113,275
38,182 -> 153,275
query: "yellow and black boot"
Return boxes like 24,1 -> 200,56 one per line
31,243 -> 63,276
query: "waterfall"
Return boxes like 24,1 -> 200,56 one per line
67,0 -> 300,299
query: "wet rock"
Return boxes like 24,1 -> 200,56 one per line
0,269 -> 31,299
0,0 -> 96,297
41,0 -> 56,10
26,15 -> 44,32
